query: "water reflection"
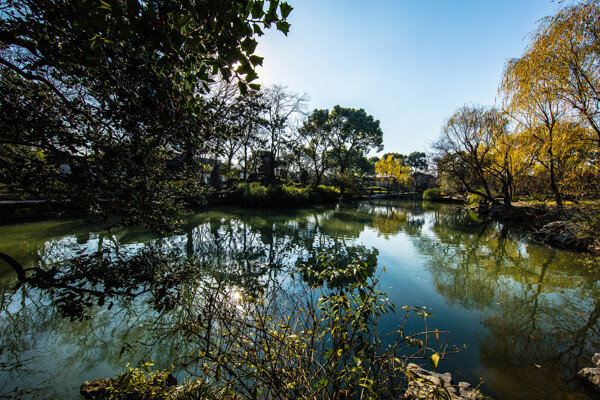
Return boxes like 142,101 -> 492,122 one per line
0,201 -> 598,399
410,204 -> 600,399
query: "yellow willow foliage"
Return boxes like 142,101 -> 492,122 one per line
375,155 -> 411,189
486,127 -> 533,194
520,121 -> 599,197
525,0 -> 600,143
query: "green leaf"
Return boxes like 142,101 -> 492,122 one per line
249,55 -> 264,66
249,83 -> 261,91
220,67 -> 232,79
430,352 -> 440,371
276,21 -> 291,36
316,379 -> 329,389
251,1 -> 264,19
253,23 -> 265,36
99,0 -> 112,11
236,63 -> 252,75
280,2 -> 293,19
269,0 -> 280,14
241,38 -> 258,54
245,71 -> 259,82
238,81 -> 248,95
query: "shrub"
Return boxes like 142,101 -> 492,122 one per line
309,185 -> 340,203
177,260 -> 462,400
91,364 -> 233,400
282,185 -> 310,205
238,183 -> 339,207
467,193 -> 487,205
239,182 -> 268,206
99,364 -> 175,400
423,188 -> 442,201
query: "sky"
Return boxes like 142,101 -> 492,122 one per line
255,0 -> 563,156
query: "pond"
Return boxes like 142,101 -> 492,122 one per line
0,200 -> 599,399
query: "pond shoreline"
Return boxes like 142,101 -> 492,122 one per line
2,195 -> 598,257
466,203 -> 600,255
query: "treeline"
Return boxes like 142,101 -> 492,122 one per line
433,0 -> 600,207
199,81 -> 434,193
193,82 -> 385,188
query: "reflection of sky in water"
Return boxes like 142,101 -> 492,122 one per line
0,201 -> 599,399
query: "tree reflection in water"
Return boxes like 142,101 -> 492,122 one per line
0,205 -> 379,398
411,204 -> 600,400
0,201 -> 598,399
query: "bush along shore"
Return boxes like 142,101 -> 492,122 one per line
81,366 -> 490,400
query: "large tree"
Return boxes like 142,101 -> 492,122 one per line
260,84 -> 308,180
296,106 -> 383,189
297,109 -> 332,185
524,0 -> 600,147
0,0 -> 292,231
501,52 -> 571,207
433,105 -> 499,204
320,106 -> 384,174
375,155 -> 411,192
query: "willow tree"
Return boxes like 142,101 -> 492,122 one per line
526,0 -> 600,148
501,51 -> 570,207
483,109 -> 533,207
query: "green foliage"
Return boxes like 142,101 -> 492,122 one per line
104,364 -> 175,400
238,183 -> 339,207
336,170 -> 362,195
309,185 -> 341,203
423,188 -> 442,201
97,364 -> 232,400
239,182 -> 269,206
175,379 -> 235,400
407,151 -> 428,172
301,106 -> 384,179
0,0 -> 292,232
467,193 -> 487,205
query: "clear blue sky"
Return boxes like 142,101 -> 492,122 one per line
255,0 -> 562,156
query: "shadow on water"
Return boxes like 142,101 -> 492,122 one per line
0,200 -> 598,399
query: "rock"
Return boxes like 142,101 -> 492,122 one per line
578,368 -> 600,391
81,379 -> 112,399
405,363 -> 488,400
577,354 -> 600,392
538,221 -> 581,249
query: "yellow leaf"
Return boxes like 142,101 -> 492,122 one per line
430,352 -> 440,371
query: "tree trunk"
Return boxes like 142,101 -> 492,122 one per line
548,146 -> 563,208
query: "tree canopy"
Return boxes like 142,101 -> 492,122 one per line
433,1 -> 600,206
0,0 -> 292,231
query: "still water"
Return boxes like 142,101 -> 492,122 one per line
0,200 -> 598,399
